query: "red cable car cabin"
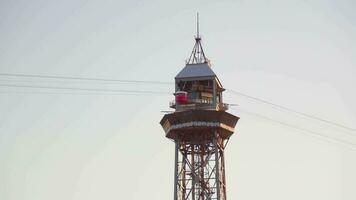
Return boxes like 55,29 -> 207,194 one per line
175,91 -> 188,104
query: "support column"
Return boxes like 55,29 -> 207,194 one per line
214,133 -> 221,200
174,141 -> 179,200
221,150 -> 227,200
191,144 -> 196,200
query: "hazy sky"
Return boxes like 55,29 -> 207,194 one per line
0,0 -> 355,200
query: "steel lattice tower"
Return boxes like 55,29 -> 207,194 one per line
160,15 -> 239,200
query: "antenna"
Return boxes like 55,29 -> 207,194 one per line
187,13 -> 208,64
197,12 -> 200,38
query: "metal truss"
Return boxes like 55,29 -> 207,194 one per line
174,133 -> 228,200
186,13 -> 208,65
187,37 -> 208,64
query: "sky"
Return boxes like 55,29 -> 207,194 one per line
0,0 -> 356,199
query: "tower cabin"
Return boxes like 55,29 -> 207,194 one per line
172,62 -> 228,111
170,31 -> 228,112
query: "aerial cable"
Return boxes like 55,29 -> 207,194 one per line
230,107 -> 356,151
0,73 -> 172,85
226,89 -> 356,133
0,91 -> 168,96
0,84 -> 171,95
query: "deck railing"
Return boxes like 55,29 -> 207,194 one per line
170,99 -> 229,111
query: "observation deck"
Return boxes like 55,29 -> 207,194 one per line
160,109 -> 239,141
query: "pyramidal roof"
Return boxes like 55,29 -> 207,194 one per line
175,15 -> 221,84
175,63 -> 216,79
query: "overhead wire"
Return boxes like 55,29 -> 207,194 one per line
0,91 -> 169,96
226,89 -> 356,133
0,78 -> 121,85
230,107 -> 356,151
0,83 -> 171,95
0,73 -> 172,85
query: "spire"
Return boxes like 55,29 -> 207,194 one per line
197,12 -> 200,38
186,13 -> 208,64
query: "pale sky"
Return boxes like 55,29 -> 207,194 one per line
0,0 -> 356,200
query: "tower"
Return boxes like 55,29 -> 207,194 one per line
160,16 -> 239,200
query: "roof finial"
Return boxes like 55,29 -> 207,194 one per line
196,12 -> 200,38
187,13 -> 207,64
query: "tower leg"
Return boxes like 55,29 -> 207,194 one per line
174,141 -> 179,200
214,136 -> 221,200
174,134 -> 227,200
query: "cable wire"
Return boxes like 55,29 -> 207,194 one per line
0,84 -> 171,95
0,91 -> 169,96
226,89 -> 356,132
230,107 -> 356,151
0,73 -> 172,85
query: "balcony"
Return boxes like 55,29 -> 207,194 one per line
170,99 -> 229,111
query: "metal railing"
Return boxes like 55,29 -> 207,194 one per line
170,99 -> 229,111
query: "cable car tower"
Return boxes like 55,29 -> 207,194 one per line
160,14 -> 239,200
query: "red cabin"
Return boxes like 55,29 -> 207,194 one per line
175,91 -> 188,104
